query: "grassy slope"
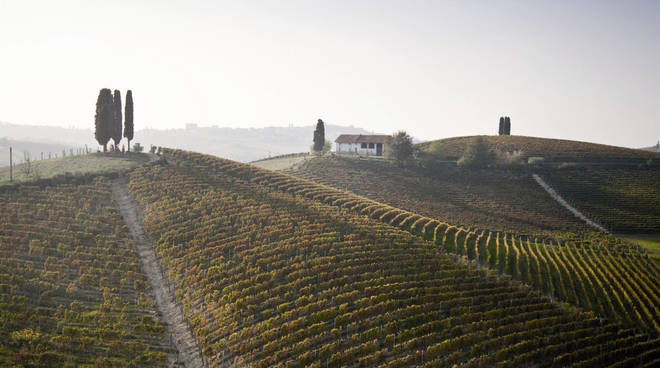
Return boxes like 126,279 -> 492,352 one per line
0,153 -> 152,185
620,235 -> 660,262
419,135 -> 660,161
291,156 -> 587,236
251,154 -> 310,171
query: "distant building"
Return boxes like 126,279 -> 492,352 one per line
186,123 -> 198,130
335,134 -> 388,156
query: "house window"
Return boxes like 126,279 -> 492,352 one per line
361,143 -> 367,148
369,143 -> 375,148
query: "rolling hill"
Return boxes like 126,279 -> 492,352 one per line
418,135 -> 660,162
288,156 -> 588,236
123,148 -> 659,366
1,141 -> 659,367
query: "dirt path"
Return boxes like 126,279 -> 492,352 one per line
112,177 -> 206,368
532,173 -> 609,233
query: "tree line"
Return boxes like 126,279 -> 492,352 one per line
95,89 -> 134,152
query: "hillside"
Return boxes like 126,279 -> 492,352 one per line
123,148 -> 660,366
0,153 -> 152,186
289,156 -> 587,236
419,135 -> 660,162
0,178 -> 173,366
540,167 -> 660,233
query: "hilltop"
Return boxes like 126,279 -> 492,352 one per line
418,135 -> 660,162
0,152 -> 152,186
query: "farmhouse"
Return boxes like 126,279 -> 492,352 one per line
335,134 -> 388,156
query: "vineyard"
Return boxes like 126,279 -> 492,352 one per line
417,135 -> 660,162
287,156 -> 587,235
540,168 -> 660,233
126,148 -> 660,366
0,178 -> 173,366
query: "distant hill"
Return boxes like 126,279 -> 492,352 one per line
0,137 -> 84,167
641,141 -> 660,152
137,124 -> 378,162
0,121 -> 377,163
418,135 -> 660,162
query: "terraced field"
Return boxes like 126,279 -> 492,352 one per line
289,156 -> 586,235
125,148 -> 660,366
541,168 -> 660,233
0,178 -> 172,366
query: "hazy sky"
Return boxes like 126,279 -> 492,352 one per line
1,0 -> 658,147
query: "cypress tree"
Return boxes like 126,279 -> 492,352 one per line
124,90 -> 134,151
94,89 -> 113,152
112,90 -> 123,148
504,116 -> 511,135
498,117 -> 504,135
313,119 -> 325,152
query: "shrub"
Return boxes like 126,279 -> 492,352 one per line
457,137 -> 496,168
497,150 -> 525,167
387,131 -> 414,165
527,157 -> 544,165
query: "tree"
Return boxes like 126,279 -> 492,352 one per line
498,117 -> 504,135
94,89 -> 113,152
387,131 -> 414,165
457,136 -> 496,168
313,119 -> 325,152
124,90 -> 134,151
322,140 -> 332,153
504,116 -> 511,135
112,90 -> 123,148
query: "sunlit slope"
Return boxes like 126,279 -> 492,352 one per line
418,135 -> 660,162
126,149 -> 660,367
290,156 -> 587,235
0,178 -> 171,366
173,149 -> 660,332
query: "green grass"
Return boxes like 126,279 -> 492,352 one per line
251,154 -> 309,171
619,234 -> 660,262
0,153 -> 152,185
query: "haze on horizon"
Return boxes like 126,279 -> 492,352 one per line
0,0 -> 658,148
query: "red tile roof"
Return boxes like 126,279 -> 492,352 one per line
335,134 -> 389,144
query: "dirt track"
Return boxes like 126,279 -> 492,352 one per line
112,177 -> 205,368
532,173 -> 608,233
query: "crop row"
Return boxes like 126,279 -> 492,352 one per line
162,148 -> 660,333
127,149 -> 660,366
541,168 -> 660,233
0,179 -> 171,366
289,156 -> 587,235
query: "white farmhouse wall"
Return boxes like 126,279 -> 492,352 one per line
337,143 -> 360,153
336,143 -> 380,155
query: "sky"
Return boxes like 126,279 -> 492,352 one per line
0,0 -> 658,148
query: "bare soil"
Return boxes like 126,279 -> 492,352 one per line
112,177 -> 206,368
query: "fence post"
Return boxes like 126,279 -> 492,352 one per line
9,147 -> 13,182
